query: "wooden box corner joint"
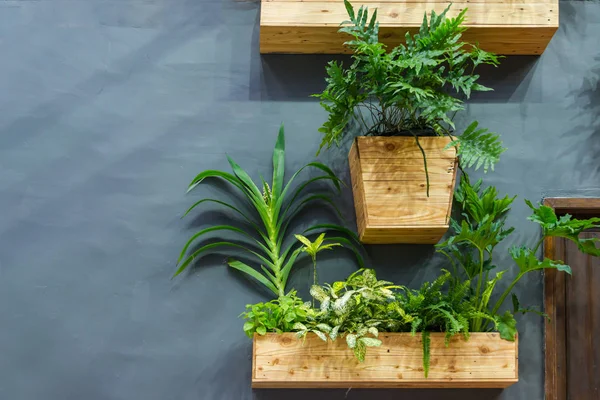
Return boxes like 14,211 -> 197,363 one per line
348,136 -> 457,244
252,332 -> 519,389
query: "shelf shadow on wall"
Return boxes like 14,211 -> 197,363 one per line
253,388 -> 504,400
251,53 -> 540,103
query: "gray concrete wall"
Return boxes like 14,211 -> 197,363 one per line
0,1 -> 598,399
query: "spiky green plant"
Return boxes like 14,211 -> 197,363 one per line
175,125 -> 362,297
314,0 -> 505,194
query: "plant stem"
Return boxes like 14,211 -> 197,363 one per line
413,134 -> 430,197
473,248 -> 485,330
533,236 -> 545,255
490,273 -> 524,318
311,256 -> 318,307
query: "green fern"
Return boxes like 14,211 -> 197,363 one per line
315,0 -> 503,192
448,121 -> 505,172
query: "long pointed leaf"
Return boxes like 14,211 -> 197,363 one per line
275,162 -> 343,213
280,247 -> 305,287
173,241 -> 253,278
177,225 -> 270,264
227,155 -> 264,201
272,124 -> 286,199
277,194 -> 346,246
227,259 -> 279,295
187,170 -> 243,193
283,175 -> 343,219
304,223 -> 360,243
181,198 -> 267,239
320,236 -> 365,267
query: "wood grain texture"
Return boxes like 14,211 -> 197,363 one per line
259,1 -> 558,55
348,136 -> 457,244
543,198 -> 600,400
564,233 -> 600,400
252,332 -> 519,388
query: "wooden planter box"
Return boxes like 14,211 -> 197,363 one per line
252,332 -> 518,389
260,0 -> 558,55
348,136 -> 457,244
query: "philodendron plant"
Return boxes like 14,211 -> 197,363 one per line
315,0 -> 505,193
437,175 -> 600,336
175,125 -> 362,298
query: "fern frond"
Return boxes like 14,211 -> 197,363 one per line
449,121 -> 506,172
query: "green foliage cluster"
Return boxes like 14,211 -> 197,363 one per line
437,175 -> 600,337
314,0 -> 505,193
173,1 -> 600,382
240,176 -> 600,377
241,291 -> 311,336
175,126 -> 362,297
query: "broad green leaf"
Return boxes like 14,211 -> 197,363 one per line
346,333 -> 357,348
293,322 -> 307,331
510,246 -> 572,275
313,330 -> 328,342
498,310 -> 517,341
256,325 -> 267,335
359,337 -> 382,347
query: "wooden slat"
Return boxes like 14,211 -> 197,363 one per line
266,0 -> 552,4
348,141 -> 369,237
261,2 -> 557,26
363,180 -> 453,196
253,332 -> 518,388
260,25 -> 558,55
361,230 -> 448,244
367,202 -> 451,225
356,136 -> 456,160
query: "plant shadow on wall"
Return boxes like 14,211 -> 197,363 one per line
563,52 -> 600,180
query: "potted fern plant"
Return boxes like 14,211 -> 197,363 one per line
315,1 -> 505,244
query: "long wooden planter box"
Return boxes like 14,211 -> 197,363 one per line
260,0 -> 558,55
252,332 -> 518,389
348,136 -> 457,244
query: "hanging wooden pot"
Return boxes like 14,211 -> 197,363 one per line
348,136 -> 458,244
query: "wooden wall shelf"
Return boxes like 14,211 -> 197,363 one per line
252,332 -> 519,388
349,136 -> 457,244
259,0 -> 559,55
